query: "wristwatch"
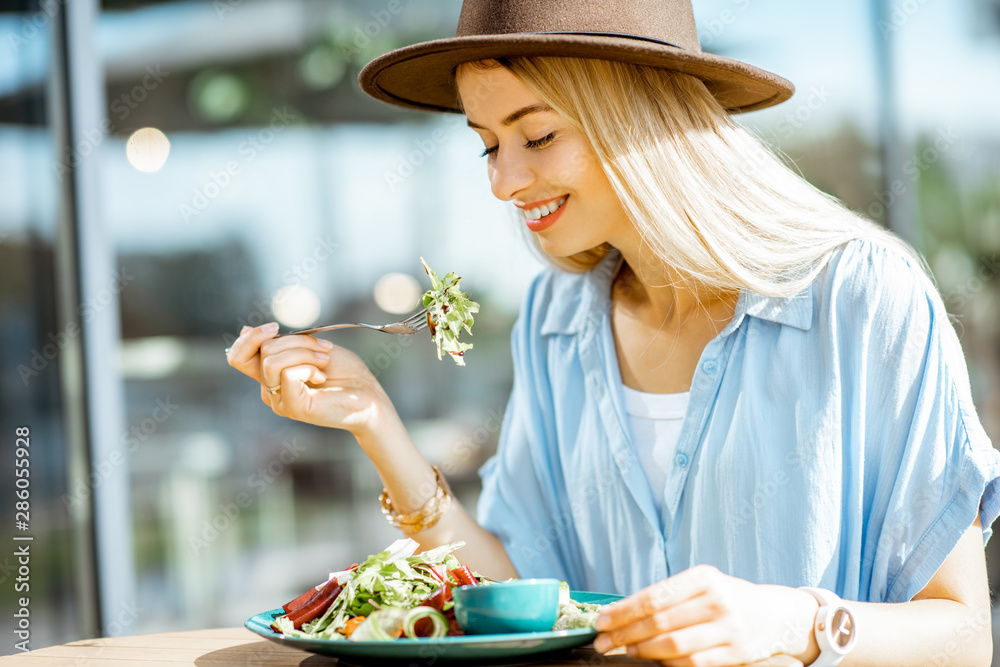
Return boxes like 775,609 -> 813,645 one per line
798,587 -> 857,667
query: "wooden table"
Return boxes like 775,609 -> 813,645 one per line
0,627 -> 659,665
1,628 -> 805,665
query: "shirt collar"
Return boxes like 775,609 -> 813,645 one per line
539,248 -> 814,336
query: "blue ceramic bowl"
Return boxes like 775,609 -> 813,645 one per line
452,579 -> 561,635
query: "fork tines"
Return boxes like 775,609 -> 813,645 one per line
404,307 -> 431,332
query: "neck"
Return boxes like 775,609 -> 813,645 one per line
612,240 -> 737,326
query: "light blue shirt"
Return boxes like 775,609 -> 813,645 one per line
476,239 -> 1000,603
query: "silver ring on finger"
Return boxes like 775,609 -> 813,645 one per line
266,384 -> 281,396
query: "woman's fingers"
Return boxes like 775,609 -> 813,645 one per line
597,565 -> 718,633
260,347 -> 331,390
265,364 -> 327,410
595,593 -> 717,654
227,323 -> 280,381
625,620 -> 732,662
260,333 -> 334,359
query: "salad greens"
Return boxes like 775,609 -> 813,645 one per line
420,258 -> 480,367
274,540 -> 468,640
271,539 -> 607,641
553,582 -> 603,630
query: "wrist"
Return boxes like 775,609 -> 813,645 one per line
346,378 -> 400,442
782,586 -> 822,665
797,587 -> 858,667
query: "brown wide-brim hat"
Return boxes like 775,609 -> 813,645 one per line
358,0 -> 794,115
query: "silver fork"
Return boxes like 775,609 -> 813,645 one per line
225,307 -> 431,354
278,306 -> 431,337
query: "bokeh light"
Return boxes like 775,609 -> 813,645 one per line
298,44 -> 346,90
374,272 -> 422,314
271,285 -> 322,328
189,70 -> 248,123
125,127 -> 170,172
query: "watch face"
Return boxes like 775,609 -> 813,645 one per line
830,608 -> 855,650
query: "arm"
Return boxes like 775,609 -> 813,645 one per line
353,405 -> 520,580
835,515 -> 991,667
227,323 -> 518,581
593,515 -> 992,666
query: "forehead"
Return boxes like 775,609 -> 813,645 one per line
456,65 -> 542,126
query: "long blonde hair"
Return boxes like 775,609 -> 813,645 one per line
459,57 -> 917,297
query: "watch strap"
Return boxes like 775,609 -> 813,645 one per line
798,587 -> 856,667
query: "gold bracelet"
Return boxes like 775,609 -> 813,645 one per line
379,466 -> 453,535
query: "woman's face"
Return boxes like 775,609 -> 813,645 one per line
456,64 -> 632,258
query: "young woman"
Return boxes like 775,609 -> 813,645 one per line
227,1 -> 1000,665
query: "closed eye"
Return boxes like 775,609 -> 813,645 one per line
479,132 -> 556,159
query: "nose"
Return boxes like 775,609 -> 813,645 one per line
489,147 -> 535,202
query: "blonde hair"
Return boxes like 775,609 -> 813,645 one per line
458,57 -> 917,297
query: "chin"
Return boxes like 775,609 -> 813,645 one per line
535,237 -> 603,263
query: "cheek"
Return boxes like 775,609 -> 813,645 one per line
546,141 -> 602,185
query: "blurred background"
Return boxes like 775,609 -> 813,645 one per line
1,0 -> 999,658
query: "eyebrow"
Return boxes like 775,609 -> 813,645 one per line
466,103 -> 552,130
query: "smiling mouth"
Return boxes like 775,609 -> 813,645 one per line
521,196 -> 568,221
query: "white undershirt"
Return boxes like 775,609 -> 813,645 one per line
621,386 -> 690,520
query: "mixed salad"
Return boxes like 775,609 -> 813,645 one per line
419,258 -> 479,367
270,539 -> 603,641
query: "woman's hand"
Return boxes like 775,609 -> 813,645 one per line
227,323 -> 393,437
594,565 -> 818,666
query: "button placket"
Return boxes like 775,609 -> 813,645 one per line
661,336 -> 732,535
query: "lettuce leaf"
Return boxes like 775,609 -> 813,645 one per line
420,258 -> 480,367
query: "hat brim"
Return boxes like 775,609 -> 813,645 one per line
358,33 -> 794,115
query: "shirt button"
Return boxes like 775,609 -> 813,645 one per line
675,452 -> 689,467
702,360 -> 717,374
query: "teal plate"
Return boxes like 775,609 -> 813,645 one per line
245,590 -> 622,666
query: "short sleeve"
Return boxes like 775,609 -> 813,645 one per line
845,241 -> 1000,603
475,273 -> 580,581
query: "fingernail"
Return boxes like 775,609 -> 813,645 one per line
263,322 -> 279,335
240,326 -> 250,335
315,352 -> 329,360
626,645 -> 637,657
594,637 -> 611,653
595,614 -> 610,631
318,339 -> 333,350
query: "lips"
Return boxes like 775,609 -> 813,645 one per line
520,195 -> 568,233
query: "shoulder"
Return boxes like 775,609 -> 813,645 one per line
816,236 -> 944,329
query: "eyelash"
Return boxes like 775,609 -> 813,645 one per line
480,132 -> 556,158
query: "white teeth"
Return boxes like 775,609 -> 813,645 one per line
522,196 -> 567,220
